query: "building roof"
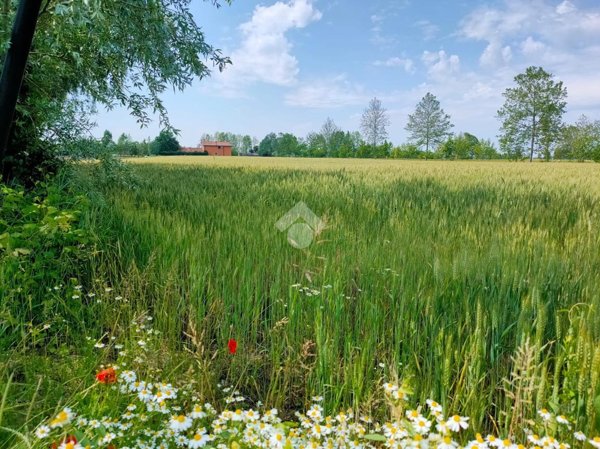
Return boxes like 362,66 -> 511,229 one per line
203,141 -> 232,146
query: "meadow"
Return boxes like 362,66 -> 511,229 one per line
2,157 -> 600,447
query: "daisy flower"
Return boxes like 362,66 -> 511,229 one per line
170,415 -> 193,433
34,425 -> 50,439
426,399 -> 443,414
188,429 -> 211,448
573,432 -> 586,442
438,436 -> 458,449
50,408 -> 74,428
414,418 -> 432,435
556,415 -> 570,426
446,415 -> 469,432
538,409 -> 552,421
588,437 -> 600,449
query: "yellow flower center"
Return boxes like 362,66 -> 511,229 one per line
411,411 -> 419,417
594,438 -> 600,443
415,435 -> 423,441
57,411 -> 68,421
503,439 -> 511,447
453,415 -> 461,422
65,444 -> 75,449
476,434 -> 484,443
176,415 -> 186,423
443,436 -> 452,444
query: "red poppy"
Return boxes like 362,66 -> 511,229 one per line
96,367 -> 117,384
228,338 -> 237,354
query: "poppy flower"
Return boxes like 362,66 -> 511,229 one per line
96,367 -> 117,384
227,339 -> 237,354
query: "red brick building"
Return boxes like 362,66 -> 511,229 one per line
180,141 -> 233,156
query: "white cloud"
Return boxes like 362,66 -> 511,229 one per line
520,36 -> 546,56
480,41 -> 513,67
415,20 -> 439,41
556,1 -> 576,15
422,50 -> 460,80
217,0 -> 321,90
284,75 -> 367,108
373,57 -> 415,73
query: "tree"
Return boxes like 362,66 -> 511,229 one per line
555,115 -> 600,161
241,135 -> 252,154
498,66 -> 567,162
101,130 -> 115,149
258,133 -> 278,156
0,0 -> 231,182
320,117 -> 340,152
150,130 -> 180,155
360,97 -> 390,148
405,92 -> 453,152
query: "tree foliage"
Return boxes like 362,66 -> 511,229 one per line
360,97 -> 390,147
405,92 -> 453,152
150,130 -> 180,155
498,66 -> 567,161
555,115 -> 600,161
0,0 -> 231,181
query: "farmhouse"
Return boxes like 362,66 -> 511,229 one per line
202,141 -> 233,156
180,141 -> 233,156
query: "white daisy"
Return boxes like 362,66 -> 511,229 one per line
446,415 -> 469,432
169,414 -> 193,432
34,425 -> 50,439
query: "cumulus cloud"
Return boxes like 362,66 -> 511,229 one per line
422,50 -> 460,80
218,0 -> 321,90
480,42 -> 513,67
284,75 -> 367,108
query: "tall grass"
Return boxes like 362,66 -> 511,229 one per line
70,159 -> 600,435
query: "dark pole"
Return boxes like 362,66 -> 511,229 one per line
0,0 -> 43,162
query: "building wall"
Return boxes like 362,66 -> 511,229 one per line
203,144 -> 232,156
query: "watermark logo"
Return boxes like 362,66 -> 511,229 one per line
275,202 -> 324,249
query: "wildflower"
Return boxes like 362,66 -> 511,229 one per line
58,441 -> 83,449
573,432 -> 586,442
439,435 -> 458,449
447,415 -> 469,432
499,439 -> 517,449
50,408 -> 74,428
528,435 -> 542,445
538,409 -> 552,421
588,437 -> 600,449
96,367 -> 117,384
414,418 -> 432,434
94,342 -> 106,349
189,429 -> 211,448
170,414 -> 193,432
312,396 -> 324,402
556,415 -> 570,426
191,404 -> 207,419
120,370 -> 136,383
35,425 -> 50,438
228,339 -> 238,354
425,399 -> 443,413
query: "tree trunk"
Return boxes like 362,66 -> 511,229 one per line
0,0 -> 43,178
530,115 -> 536,162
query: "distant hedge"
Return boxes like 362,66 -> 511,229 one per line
158,151 -> 209,156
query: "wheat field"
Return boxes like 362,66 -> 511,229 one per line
91,157 -> 600,433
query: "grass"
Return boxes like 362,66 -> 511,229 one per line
96,158 -> 600,429
2,157 -> 600,446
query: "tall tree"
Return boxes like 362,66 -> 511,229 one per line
360,97 -> 390,147
405,92 -> 453,152
320,117 -> 340,153
0,0 -> 231,182
498,66 -> 567,162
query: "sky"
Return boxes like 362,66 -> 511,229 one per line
94,0 -> 600,147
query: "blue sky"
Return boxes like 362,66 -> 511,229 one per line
95,0 -> 600,147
